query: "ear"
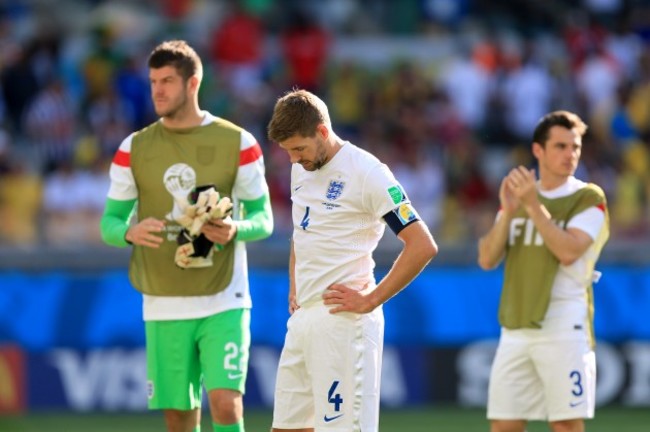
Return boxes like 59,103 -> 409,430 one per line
316,123 -> 329,140
532,142 -> 543,159
188,76 -> 200,95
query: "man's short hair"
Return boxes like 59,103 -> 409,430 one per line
533,110 -> 588,146
267,89 -> 332,143
148,40 -> 203,83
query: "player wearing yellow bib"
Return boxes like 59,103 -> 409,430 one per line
478,111 -> 609,432
100,40 -> 273,432
267,89 -> 438,432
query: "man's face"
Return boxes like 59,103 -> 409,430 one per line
279,132 -> 330,171
149,66 -> 189,118
535,125 -> 582,177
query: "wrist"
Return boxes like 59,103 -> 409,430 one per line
523,201 -> 540,214
500,209 -> 516,219
124,228 -> 133,245
367,289 -> 382,311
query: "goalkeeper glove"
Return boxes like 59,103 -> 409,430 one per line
172,185 -> 233,269
174,229 -> 215,269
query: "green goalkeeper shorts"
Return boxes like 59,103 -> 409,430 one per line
145,308 -> 250,410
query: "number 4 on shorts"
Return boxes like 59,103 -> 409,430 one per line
328,380 -> 343,412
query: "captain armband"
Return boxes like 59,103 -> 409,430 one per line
383,203 -> 420,235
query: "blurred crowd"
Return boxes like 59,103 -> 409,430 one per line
0,0 -> 649,249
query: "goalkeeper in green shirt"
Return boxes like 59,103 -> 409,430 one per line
478,110 -> 609,432
100,40 -> 273,432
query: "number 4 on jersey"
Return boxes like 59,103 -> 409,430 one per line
300,206 -> 310,230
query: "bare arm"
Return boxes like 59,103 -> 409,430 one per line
477,176 -> 519,270
288,239 -> 299,314
323,221 -> 438,314
477,212 -> 513,270
521,200 -> 594,265
508,166 -> 593,265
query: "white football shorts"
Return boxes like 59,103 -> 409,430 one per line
272,302 -> 384,432
487,329 -> 596,422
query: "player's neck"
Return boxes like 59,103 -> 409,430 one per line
324,137 -> 344,165
538,173 -> 569,191
162,104 -> 204,129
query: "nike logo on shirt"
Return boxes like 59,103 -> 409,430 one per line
570,400 -> 585,407
323,414 -> 343,422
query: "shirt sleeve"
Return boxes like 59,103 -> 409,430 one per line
232,130 -> 269,201
100,197 -> 136,247
362,163 -> 412,218
107,134 -> 138,200
567,206 -> 606,240
234,193 -> 273,242
100,134 -> 139,248
231,130 -> 274,241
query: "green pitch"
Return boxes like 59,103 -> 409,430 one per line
0,405 -> 648,432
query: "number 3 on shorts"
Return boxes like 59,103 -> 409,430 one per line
570,370 -> 583,396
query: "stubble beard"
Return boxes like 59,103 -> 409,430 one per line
304,157 -> 325,171
155,92 -> 188,120
302,139 -> 329,171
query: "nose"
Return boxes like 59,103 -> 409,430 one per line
151,84 -> 163,96
288,152 -> 300,164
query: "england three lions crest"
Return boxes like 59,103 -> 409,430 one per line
326,180 -> 345,201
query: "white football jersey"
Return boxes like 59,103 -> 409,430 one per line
291,142 -> 414,306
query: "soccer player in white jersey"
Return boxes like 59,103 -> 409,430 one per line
478,110 -> 609,432
266,89 -> 438,432
100,40 -> 273,432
